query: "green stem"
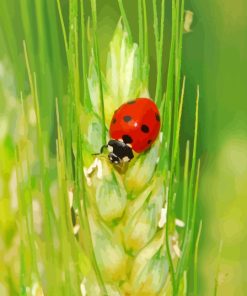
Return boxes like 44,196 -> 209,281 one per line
91,0 -> 106,145
117,0 -> 133,43
77,132 -> 108,296
165,182 -> 176,294
194,221 -> 203,295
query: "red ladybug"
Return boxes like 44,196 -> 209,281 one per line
101,98 -> 161,164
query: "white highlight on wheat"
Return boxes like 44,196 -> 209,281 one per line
158,191 -> 185,229
159,186 -> 170,228
83,158 -> 103,186
175,219 -> 185,228
80,278 -> 87,296
83,168 -> 92,186
159,132 -> 163,143
158,206 -> 167,228
68,189 -> 74,208
171,235 -> 182,258
31,282 -> 44,296
96,159 -> 103,179
184,10 -> 194,33
73,224 -> 80,235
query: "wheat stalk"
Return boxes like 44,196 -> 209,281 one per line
0,0 -> 200,295
62,1 -> 199,295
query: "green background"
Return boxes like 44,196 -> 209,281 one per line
185,0 -> 247,294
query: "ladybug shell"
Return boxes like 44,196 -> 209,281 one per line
109,98 -> 161,153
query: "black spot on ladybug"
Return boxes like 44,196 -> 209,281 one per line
112,118 -> 117,124
156,113 -> 160,122
141,124 -> 149,133
123,115 -> 132,122
122,134 -> 133,144
147,139 -> 152,144
127,100 -> 136,104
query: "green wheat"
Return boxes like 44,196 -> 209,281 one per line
0,0 -> 200,295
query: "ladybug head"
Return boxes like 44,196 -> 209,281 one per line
106,139 -> 134,164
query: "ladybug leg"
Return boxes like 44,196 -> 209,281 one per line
100,144 -> 108,154
92,144 -> 108,155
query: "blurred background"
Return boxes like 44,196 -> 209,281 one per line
0,0 -> 247,294
185,0 -> 247,294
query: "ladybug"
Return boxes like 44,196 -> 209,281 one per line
100,98 -> 161,164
